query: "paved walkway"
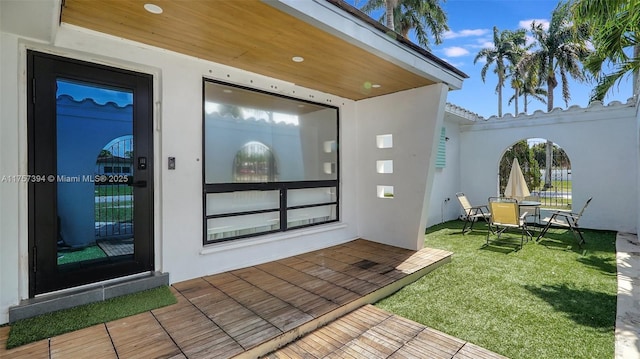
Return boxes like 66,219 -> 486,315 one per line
616,232 -> 640,359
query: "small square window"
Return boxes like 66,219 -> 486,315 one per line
324,140 -> 337,153
323,162 -> 336,174
377,185 -> 394,198
376,160 -> 393,174
376,134 -> 393,149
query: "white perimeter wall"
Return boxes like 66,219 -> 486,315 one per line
0,24 -> 448,323
425,114 -> 465,227
456,101 -> 638,233
356,84 -> 448,250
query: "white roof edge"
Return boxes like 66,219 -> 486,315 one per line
265,0 -> 466,90
0,0 -> 60,43
445,102 -> 485,122
482,96 -> 637,121
446,96 -> 638,125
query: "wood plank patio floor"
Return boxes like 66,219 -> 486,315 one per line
264,304 -> 508,359
0,238 -> 506,358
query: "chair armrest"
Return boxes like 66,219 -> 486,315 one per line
551,209 -> 577,216
553,212 -> 579,220
519,212 -> 528,220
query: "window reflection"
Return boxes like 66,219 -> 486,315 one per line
202,80 -> 339,243
233,142 -> 277,182
203,81 -> 338,184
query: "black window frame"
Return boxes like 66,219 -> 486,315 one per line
202,79 -> 340,245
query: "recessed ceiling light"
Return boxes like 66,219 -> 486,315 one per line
223,89 -> 233,93
144,3 -> 163,14
372,84 -> 381,88
292,56 -> 304,63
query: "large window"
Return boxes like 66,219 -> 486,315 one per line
203,80 -> 339,243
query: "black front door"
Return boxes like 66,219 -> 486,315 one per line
27,51 -> 154,296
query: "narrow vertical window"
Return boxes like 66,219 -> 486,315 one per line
436,127 -> 446,168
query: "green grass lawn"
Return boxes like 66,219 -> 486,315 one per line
57,245 -> 107,265
375,220 -> 617,359
95,184 -> 132,197
95,200 -> 133,222
6,286 -> 177,349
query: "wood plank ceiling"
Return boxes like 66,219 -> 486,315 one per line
61,0 -> 439,100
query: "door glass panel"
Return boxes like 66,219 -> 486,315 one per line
56,79 -> 134,267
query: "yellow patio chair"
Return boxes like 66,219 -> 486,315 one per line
537,197 -> 592,247
456,192 -> 490,234
487,197 -> 530,249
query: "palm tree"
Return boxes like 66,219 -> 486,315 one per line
509,61 -> 547,114
386,0 -> 398,31
519,2 -> 590,189
474,27 -> 527,117
359,0 -> 449,49
521,2 -> 590,111
519,81 -> 548,114
570,0 -> 640,100
506,39 -> 534,115
508,66 -> 524,115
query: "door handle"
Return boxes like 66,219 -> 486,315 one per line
128,180 -> 147,188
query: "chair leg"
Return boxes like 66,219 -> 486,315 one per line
483,215 -> 495,234
523,225 -> 531,243
576,228 -> 586,245
462,218 -> 470,234
520,231 -> 524,249
486,225 -> 502,245
536,218 -> 554,241
486,225 -> 490,244
568,223 -> 586,247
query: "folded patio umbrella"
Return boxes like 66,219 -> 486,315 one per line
504,157 -> 530,201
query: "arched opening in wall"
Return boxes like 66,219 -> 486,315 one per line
95,135 -> 134,239
499,138 -> 572,210
233,141 -> 278,182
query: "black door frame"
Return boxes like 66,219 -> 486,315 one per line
27,50 -> 154,296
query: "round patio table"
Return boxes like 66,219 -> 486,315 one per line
519,201 -> 541,225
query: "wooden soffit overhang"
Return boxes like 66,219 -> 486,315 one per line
60,0 -> 466,100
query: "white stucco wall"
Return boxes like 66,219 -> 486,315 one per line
0,32 -> 25,327
0,22 -> 452,322
356,84 -> 448,250
0,25 -> 362,324
425,113 -> 466,227
56,24 -> 366,279
458,101 -> 638,233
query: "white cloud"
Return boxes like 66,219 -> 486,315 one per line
525,35 -> 536,47
519,19 -> 549,31
479,40 -> 494,48
443,29 -> 489,39
463,39 -> 494,50
443,46 -> 470,57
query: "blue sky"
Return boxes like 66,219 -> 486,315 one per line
350,0 -> 633,118
57,79 -> 133,107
